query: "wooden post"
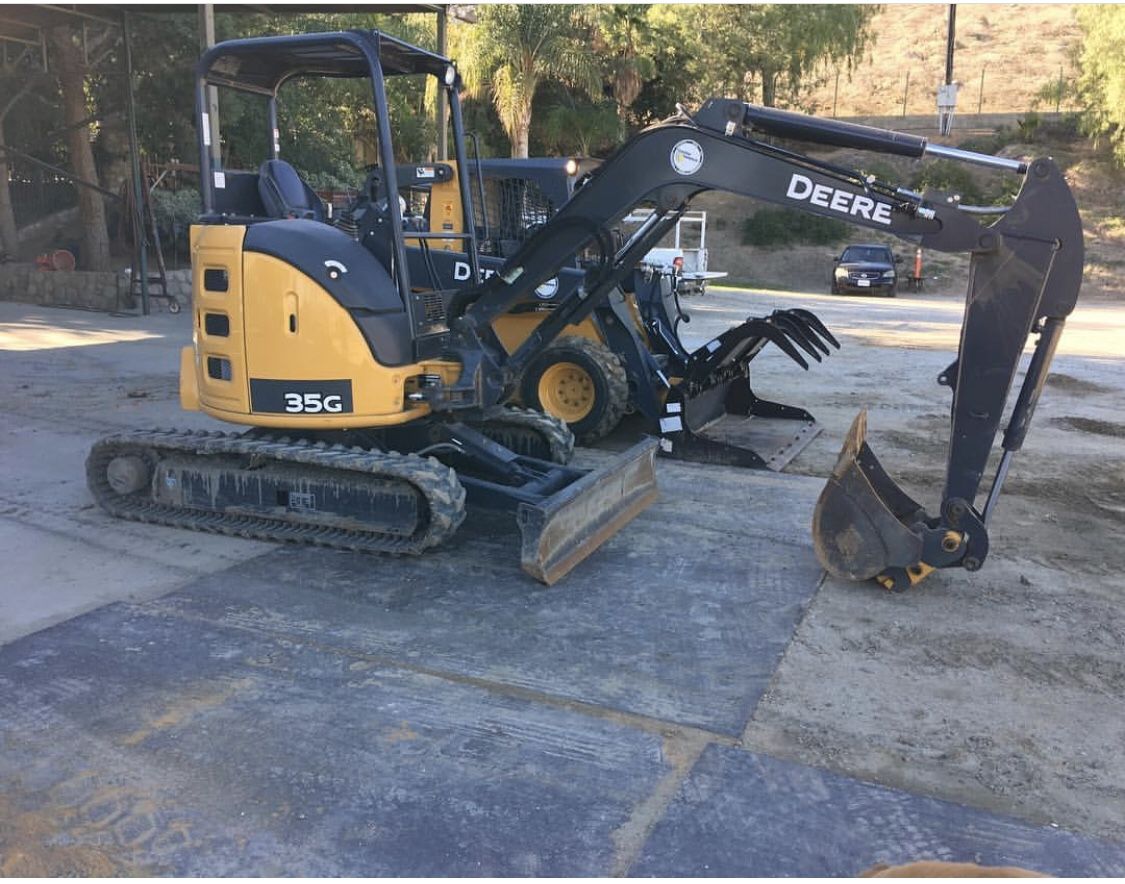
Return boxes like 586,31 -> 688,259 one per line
198,4 -> 221,169
977,67 -> 985,114
123,10 -> 149,314
901,70 -> 910,117
436,5 -> 448,161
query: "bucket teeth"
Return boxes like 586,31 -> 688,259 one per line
812,409 -> 928,581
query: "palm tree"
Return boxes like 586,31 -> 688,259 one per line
594,5 -> 656,121
455,6 -> 602,158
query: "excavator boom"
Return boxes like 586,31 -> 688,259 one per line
429,100 -> 1083,589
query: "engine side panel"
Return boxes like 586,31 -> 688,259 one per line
186,224 -> 459,430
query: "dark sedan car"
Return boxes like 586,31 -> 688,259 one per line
830,243 -> 902,296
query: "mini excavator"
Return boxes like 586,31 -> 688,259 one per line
87,30 -> 1084,591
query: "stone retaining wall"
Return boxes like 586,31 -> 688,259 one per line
0,264 -> 131,311
0,265 -> 194,312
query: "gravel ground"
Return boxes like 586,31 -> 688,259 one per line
686,284 -> 1125,840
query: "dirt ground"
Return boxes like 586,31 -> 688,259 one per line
681,284 -> 1125,840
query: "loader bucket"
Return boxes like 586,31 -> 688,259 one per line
517,438 -> 659,584
812,410 -> 927,581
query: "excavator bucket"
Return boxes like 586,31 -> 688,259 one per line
812,410 -> 927,582
517,438 -> 659,584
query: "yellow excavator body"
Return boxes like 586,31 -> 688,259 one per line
182,224 -> 461,430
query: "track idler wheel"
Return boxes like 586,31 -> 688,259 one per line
812,409 -> 932,586
106,455 -> 153,495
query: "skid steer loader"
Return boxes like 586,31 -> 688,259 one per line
389,158 -> 838,469
87,29 -> 1084,592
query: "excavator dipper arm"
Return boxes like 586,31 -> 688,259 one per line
437,99 -> 1083,589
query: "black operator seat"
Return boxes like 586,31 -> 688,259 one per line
258,159 -> 326,222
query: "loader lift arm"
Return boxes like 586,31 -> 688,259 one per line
440,99 -> 1084,589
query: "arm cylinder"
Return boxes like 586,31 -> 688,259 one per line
739,103 -> 928,158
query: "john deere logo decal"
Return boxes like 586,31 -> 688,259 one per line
670,140 -> 704,175
534,278 -> 559,300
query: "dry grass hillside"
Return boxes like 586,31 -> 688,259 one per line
802,4 -> 1081,117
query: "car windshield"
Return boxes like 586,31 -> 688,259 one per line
841,246 -> 890,263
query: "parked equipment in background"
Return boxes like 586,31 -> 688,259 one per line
621,208 -> 727,296
394,157 -> 836,466
87,30 -> 1085,594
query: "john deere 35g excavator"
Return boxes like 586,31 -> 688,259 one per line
87,30 -> 1084,592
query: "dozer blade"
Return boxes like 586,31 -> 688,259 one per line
517,438 -> 659,584
812,409 -> 928,581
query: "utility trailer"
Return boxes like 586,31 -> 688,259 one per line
622,208 -> 728,296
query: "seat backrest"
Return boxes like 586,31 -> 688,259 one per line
258,159 -> 325,222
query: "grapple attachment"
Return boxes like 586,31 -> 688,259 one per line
657,307 -> 840,470
517,438 -> 658,584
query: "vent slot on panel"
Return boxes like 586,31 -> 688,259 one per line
421,290 -> 446,324
204,313 -> 230,336
203,268 -> 229,292
206,357 -> 232,380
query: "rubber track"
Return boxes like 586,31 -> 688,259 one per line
86,429 -> 466,555
470,406 -> 575,465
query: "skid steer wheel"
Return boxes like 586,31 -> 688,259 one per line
519,336 -> 629,444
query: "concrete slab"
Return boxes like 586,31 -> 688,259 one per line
0,417 -> 271,647
133,459 -> 824,737
0,600 -> 670,876
630,746 -> 1125,876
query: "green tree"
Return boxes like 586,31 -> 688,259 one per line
541,97 -> 623,157
594,5 -> 657,121
453,6 -> 602,157
0,57 -> 52,256
1076,5 -> 1125,165
673,5 -> 878,107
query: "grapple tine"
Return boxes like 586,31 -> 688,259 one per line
771,313 -> 825,361
786,308 -> 840,350
812,409 -> 927,582
755,322 -> 809,370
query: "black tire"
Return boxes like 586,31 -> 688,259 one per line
830,281 -> 840,295
886,284 -> 897,298
518,336 -> 629,444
